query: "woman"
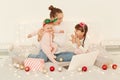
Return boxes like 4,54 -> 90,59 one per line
28,5 -> 74,63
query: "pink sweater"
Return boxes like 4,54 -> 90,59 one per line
29,26 -> 64,63
40,32 -> 57,63
29,29 -> 58,63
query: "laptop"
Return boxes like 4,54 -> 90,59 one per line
62,51 -> 99,71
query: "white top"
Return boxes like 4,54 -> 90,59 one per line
53,22 -> 90,54
72,38 -> 89,54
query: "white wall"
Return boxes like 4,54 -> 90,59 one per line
0,0 -> 120,44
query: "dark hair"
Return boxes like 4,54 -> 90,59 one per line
49,5 -> 63,18
75,23 -> 88,47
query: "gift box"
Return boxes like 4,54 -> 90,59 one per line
24,58 -> 45,71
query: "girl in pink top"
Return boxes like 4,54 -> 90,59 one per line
28,19 -> 58,64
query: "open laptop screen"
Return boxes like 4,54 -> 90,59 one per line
67,51 -> 99,71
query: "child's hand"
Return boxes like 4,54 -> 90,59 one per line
53,55 -> 56,59
59,30 -> 64,33
71,34 -> 77,39
71,34 -> 75,38
40,28 -> 44,32
76,37 -> 81,47
51,47 -> 54,52
27,34 -> 32,38
51,54 -> 56,59
71,34 -> 76,43
38,28 -> 44,35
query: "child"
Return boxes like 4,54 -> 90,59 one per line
71,22 -> 89,54
28,19 -> 59,64
27,18 -> 64,41
51,22 -> 89,62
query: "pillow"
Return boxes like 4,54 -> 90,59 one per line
9,44 -> 39,58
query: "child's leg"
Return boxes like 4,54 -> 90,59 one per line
55,52 -> 75,62
28,50 -> 48,62
36,50 -> 48,62
28,53 -> 38,58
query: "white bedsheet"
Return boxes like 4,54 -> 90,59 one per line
0,57 -> 120,80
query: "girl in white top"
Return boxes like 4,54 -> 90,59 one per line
54,22 -> 89,62
70,22 -> 89,54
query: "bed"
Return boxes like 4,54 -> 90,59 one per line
1,21 -> 120,80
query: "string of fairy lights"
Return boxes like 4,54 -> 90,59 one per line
0,56 -> 120,80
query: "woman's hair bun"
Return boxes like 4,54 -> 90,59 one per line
49,5 -> 54,10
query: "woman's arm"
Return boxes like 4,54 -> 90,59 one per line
53,27 -> 64,33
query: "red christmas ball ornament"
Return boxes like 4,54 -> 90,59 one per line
50,66 -> 55,71
112,64 -> 117,69
102,64 -> 107,70
25,66 -> 30,72
82,66 -> 87,72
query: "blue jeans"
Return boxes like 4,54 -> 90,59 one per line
28,50 -> 49,62
55,52 -> 75,62
28,50 -> 74,62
